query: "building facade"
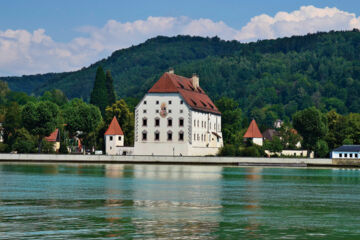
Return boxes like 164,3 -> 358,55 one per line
134,70 -> 223,156
332,145 -> 360,159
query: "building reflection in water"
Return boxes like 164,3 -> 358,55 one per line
103,164 -> 223,239
244,167 -> 263,238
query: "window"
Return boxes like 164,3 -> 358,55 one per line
169,100 -> 172,104
142,131 -> 147,141
180,100 -> 184,104
156,101 -> 159,104
180,109 -> 183,113
169,109 -> 172,113
143,109 -> 147,113
350,153 -> 353,158
179,118 -> 184,127
201,121 -> 203,128
197,134 -> 200,141
144,101 -> 147,105
155,118 -> 160,127
142,118 -> 147,126
110,136 -> 113,141
179,131 -> 184,141
356,154 -> 358,158
194,120 -> 196,126
154,131 -> 160,141
197,120 -> 199,127
118,136 -> 121,141
339,153 -> 342,158
204,122 -> 206,128
201,134 -> 203,141
345,153 -> 348,158
194,133 -> 196,141
167,131 -> 172,141
168,118 -> 172,127
156,110 -> 159,113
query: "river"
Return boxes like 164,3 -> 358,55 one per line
0,163 -> 360,239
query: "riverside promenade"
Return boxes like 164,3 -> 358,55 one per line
0,153 -> 338,167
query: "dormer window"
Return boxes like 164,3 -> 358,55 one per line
191,99 -> 197,106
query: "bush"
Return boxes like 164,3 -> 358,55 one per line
218,144 -> 237,156
240,145 -> 264,157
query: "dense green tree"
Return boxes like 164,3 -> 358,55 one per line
40,89 -> 68,106
22,101 -> 59,152
264,136 -> 283,155
12,128 -> 37,153
3,102 -> 22,143
62,98 -> 102,150
293,107 -> 328,157
105,100 -> 134,146
105,70 -> 116,106
0,80 -> 10,105
315,139 -> 329,158
90,66 -> 108,115
215,97 -> 243,145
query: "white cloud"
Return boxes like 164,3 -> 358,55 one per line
1,5 -> 360,76
235,5 -> 360,41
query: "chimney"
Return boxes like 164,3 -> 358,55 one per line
168,68 -> 174,74
192,73 -> 199,89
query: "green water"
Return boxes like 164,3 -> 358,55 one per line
1,164 -> 360,239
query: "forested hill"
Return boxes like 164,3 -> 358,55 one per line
2,30 -> 360,119
1,36 -> 241,99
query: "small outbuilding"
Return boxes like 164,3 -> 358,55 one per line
45,128 -> 60,152
243,119 -> 263,146
104,117 -> 125,155
331,145 -> 360,159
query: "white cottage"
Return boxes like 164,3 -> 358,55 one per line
332,145 -> 360,159
243,119 -> 263,146
134,70 -> 223,156
105,116 -> 125,155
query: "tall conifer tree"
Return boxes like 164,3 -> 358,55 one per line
105,70 -> 116,106
90,66 -> 108,115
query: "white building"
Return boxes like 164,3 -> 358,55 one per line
332,145 -> 360,159
105,116 -> 125,155
134,70 -> 223,156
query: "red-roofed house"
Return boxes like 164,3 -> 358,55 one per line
45,128 -> 61,152
243,119 -> 263,146
105,116 -> 125,155
134,69 -> 223,156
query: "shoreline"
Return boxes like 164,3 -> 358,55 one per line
0,153 -> 356,168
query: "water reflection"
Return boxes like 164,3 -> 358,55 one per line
1,164 -> 360,239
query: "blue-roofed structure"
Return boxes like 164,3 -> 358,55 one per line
331,145 -> 360,159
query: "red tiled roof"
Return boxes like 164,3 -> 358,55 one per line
105,117 -> 124,135
45,128 -> 59,142
148,72 -> 221,114
243,119 -> 263,138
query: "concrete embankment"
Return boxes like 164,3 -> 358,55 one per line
0,153 -> 338,167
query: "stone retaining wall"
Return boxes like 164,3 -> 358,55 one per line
0,153 -> 333,166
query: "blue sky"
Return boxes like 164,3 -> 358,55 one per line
1,0 -> 360,75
